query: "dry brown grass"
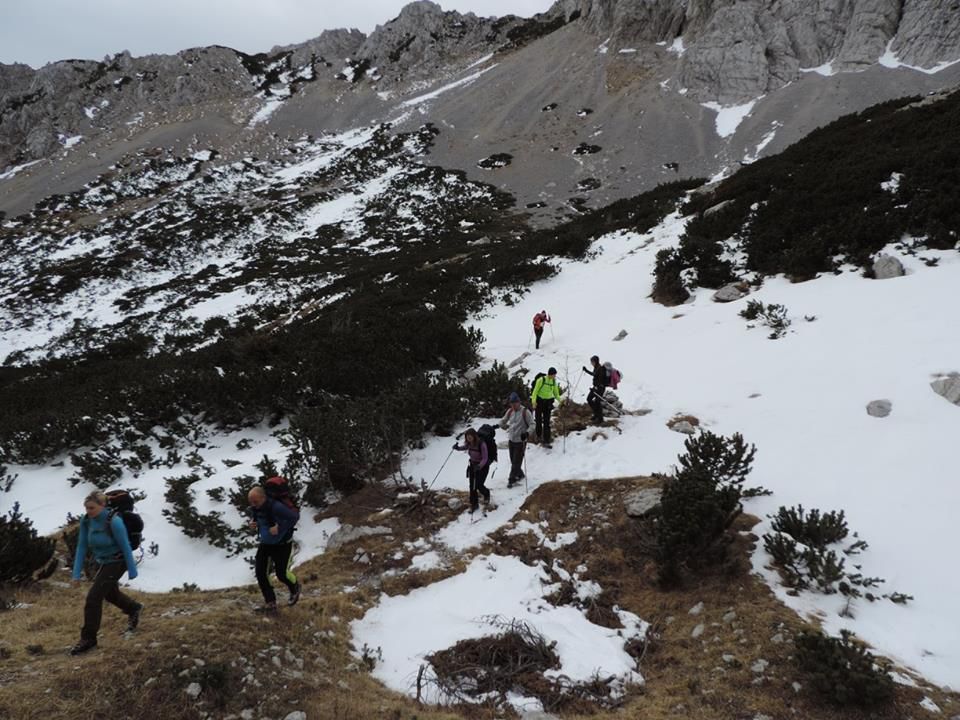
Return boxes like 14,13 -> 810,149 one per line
1,477 -> 957,720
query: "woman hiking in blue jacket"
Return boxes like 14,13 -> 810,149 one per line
70,491 -> 142,655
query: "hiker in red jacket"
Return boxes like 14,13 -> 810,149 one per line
532,310 -> 551,349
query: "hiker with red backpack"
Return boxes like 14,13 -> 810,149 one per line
69,490 -> 143,655
500,392 -> 533,488
247,478 -> 301,614
532,310 -> 551,349
454,427 -> 494,514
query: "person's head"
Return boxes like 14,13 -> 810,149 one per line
590,355 -> 600,367
547,367 -> 557,378
540,309 -> 546,315
508,391 -> 521,407
248,486 -> 267,508
464,428 -> 479,446
83,491 -> 107,518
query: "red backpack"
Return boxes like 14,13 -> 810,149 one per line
265,476 -> 300,520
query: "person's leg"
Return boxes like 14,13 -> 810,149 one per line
101,563 -> 139,616
270,542 -> 298,593
535,404 -> 544,440
468,465 -> 479,511
81,562 -> 124,642
535,328 -> 542,349
477,466 -> 491,504
542,399 -> 554,444
255,544 -> 276,604
508,441 -> 521,484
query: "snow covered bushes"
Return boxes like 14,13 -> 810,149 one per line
652,248 -> 689,306
740,300 -> 791,339
762,505 -> 911,611
0,503 -> 57,585
796,629 -> 894,708
654,431 -> 758,585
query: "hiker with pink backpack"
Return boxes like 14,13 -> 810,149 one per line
583,356 -> 622,424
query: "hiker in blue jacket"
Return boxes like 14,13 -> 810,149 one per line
247,486 -> 301,613
70,490 -> 142,655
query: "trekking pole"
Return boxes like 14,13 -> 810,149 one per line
527,328 -> 534,349
549,324 -> 556,344
427,433 -> 462,490
523,441 -> 529,494
599,393 -> 623,416
571,368 -> 585,400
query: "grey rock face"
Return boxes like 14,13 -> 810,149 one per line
624,487 -> 662,517
326,524 -> 392,550
867,399 -> 892,417
892,0 -> 960,69
713,282 -> 749,303
873,254 -> 905,278
931,373 -> 960,405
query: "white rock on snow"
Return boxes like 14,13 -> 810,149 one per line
873,254 -> 905,279
930,373 -> 960,405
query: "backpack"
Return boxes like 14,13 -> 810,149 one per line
476,424 -> 498,463
265,476 -> 300,521
105,489 -> 144,550
530,372 -> 546,397
604,363 -> 622,390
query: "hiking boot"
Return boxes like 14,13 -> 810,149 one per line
287,582 -> 302,607
69,638 -> 97,656
254,602 -> 279,615
126,603 -> 144,633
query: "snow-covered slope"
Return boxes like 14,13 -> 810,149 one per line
374,209 -> 960,689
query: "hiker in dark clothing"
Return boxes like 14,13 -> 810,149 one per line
583,355 -> 609,424
70,491 -> 142,655
532,310 -> 551,349
454,428 -> 491,513
500,392 -> 533,487
247,486 -> 301,613
531,367 -> 563,448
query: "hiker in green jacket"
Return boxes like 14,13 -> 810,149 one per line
531,367 -> 563,448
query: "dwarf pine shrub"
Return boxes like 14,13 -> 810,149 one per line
796,630 -> 894,707
0,503 -> 57,585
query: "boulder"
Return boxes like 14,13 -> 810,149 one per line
326,524 -> 392,550
703,199 -> 734,217
508,351 -> 532,369
670,420 -> 696,435
931,373 -> 960,405
712,282 -> 749,303
613,329 -> 628,341
624,487 -> 662,517
873,254 -> 905,279
866,399 -> 892,417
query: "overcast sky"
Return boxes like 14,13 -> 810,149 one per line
2,0 -> 556,68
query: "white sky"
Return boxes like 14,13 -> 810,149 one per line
1,0 -> 556,68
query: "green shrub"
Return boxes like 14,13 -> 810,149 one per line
795,630 -> 894,707
655,431 -> 758,585
652,248 -> 690,306
0,503 -> 57,585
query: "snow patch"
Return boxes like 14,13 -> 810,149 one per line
398,65 -> 498,109
702,98 -> 761,138
879,41 -> 960,74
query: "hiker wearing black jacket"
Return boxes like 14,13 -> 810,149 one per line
247,486 -> 301,613
583,355 -> 608,424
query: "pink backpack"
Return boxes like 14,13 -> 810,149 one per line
605,364 -> 622,390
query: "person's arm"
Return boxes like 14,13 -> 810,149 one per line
582,366 -> 595,377
531,377 -> 542,406
270,500 -> 298,537
110,514 -> 138,580
72,518 -> 89,580
499,409 -> 511,430
477,442 -> 489,469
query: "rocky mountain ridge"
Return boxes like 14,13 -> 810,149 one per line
2,0 -> 959,219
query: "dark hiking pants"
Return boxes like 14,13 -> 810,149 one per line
255,542 -> 298,604
81,561 -> 138,642
534,327 -> 543,349
587,389 -> 604,421
508,441 -> 526,484
535,399 -> 554,445
468,464 -> 491,511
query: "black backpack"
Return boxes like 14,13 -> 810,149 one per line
105,489 -> 144,550
530,372 -> 546,397
477,424 -> 498,463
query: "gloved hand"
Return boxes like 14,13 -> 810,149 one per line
582,366 -> 589,373
520,432 -> 528,442
452,442 -> 459,449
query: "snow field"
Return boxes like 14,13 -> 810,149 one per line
350,554 -> 646,712
397,208 -> 960,688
